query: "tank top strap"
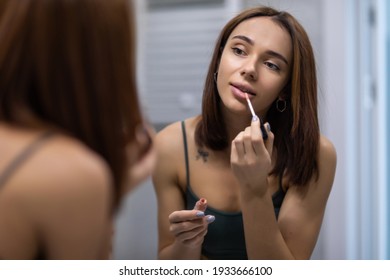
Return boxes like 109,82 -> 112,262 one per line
0,130 -> 55,189
181,121 -> 190,187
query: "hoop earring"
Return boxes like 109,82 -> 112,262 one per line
276,98 -> 286,113
214,72 -> 218,83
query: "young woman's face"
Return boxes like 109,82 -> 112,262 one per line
217,16 -> 292,118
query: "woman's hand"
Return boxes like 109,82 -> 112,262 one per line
230,117 -> 274,197
125,123 -> 156,194
168,198 -> 215,248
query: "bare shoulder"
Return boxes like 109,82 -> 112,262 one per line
153,117 -> 199,191
155,117 -> 199,157
34,134 -> 112,195
310,134 -> 337,197
35,135 -> 112,258
285,135 -> 337,199
155,121 -> 183,153
0,134 -> 112,259
318,134 -> 337,170
2,133 -> 112,201
8,135 -> 114,230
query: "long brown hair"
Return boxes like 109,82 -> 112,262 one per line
195,6 -> 319,186
0,0 -> 142,205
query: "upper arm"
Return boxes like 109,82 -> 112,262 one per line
152,123 -> 186,251
277,135 -> 337,259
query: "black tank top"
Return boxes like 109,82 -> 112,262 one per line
181,121 -> 286,260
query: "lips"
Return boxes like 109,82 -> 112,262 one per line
230,83 -> 256,96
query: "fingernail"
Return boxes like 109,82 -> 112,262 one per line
206,215 -> 215,223
266,123 -> 271,132
196,211 -> 205,217
195,199 -> 206,209
252,115 -> 259,122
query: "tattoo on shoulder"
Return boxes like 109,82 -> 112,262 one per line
196,148 -> 209,163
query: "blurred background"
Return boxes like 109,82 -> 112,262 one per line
113,0 -> 390,260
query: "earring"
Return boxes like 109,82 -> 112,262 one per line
276,98 -> 286,112
214,72 -> 218,83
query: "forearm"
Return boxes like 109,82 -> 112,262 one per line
158,240 -> 202,260
241,192 -> 294,260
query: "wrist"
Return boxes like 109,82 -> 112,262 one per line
171,240 -> 202,259
239,178 -> 269,200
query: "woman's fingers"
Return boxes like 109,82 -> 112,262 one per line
263,122 -> 274,156
168,198 -> 215,247
232,116 -> 269,160
169,209 -> 205,223
177,227 -> 208,245
243,118 -> 264,157
168,208 -> 215,246
169,215 -> 205,235
193,198 -> 207,212
232,131 -> 245,157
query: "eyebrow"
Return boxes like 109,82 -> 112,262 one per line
231,35 -> 289,66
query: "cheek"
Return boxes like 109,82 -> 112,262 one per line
256,75 -> 288,108
216,61 -> 230,92
258,70 -> 288,94
256,93 -> 277,111
261,81 -> 284,98
217,57 -> 241,95
218,52 -> 241,76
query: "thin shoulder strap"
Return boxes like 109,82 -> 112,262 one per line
0,131 -> 54,188
181,121 -> 190,187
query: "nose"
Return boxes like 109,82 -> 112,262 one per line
240,59 -> 257,81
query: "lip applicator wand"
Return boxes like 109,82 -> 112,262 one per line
244,93 -> 268,140
245,92 -> 257,120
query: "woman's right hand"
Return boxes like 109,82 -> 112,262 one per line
125,123 -> 156,195
230,117 -> 274,197
168,198 -> 215,248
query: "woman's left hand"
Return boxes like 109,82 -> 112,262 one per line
230,117 -> 274,197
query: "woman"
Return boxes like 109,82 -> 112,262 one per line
153,6 -> 337,260
0,0 -> 155,259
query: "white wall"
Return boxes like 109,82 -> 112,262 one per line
113,179 -> 158,259
318,0 -> 351,259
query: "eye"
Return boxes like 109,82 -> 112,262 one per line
264,61 -> 280,71
231,47 -> 246,56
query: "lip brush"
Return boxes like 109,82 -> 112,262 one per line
244,93 -> 256,119
244,93 -> 268,140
